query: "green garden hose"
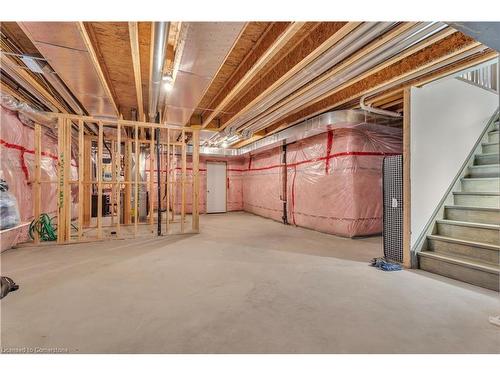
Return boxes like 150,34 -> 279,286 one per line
29,213 -> 57,241
29,214 -> 80,242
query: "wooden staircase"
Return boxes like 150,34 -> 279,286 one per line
418,117 -> 500,291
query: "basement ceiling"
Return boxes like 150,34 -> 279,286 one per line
1,21 -> 497,146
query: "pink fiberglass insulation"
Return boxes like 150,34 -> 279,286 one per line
243,123 -> 402,237
0,105 -> 77,251
242,147 -> 284,222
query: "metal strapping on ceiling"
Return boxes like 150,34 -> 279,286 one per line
162,22 -> 245,126
18,22 -> 118,117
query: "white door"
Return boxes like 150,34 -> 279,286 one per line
206,162 -> 227,213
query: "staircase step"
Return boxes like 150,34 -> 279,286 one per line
427,234 -> 499,264
418,251 -> 500,291
445,205 -> 500,225
461,177 -> 500,192
475,153 -> 500,165
436,219 -> 500,245
481,142 -> 499,154
489,130 -> 499,143
452,192 -> 500,208
468,164 -> 500,178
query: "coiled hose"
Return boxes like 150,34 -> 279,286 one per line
29,213 -> 57,241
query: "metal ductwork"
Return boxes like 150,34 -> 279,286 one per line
162,22 -> 245,126
190,109 -> 402,157
18,22 -> 118,117
148,22 -> 170,121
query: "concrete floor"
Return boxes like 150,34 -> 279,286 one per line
1,212 -> 499,353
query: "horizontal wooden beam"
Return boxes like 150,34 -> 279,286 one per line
129,22 -> 144,120
47,112 -> 195,131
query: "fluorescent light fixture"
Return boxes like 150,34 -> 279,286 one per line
221,141 -> 228,148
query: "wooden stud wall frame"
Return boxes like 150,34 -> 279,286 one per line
32,112 -> 201,245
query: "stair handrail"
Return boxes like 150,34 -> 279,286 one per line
411,108 -> 500,265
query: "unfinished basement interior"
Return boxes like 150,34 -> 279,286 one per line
0,19 -> 499,355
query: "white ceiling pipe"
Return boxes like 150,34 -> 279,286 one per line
222,22 -> 391,136
241,22 -> 445,137
233,22 -> 415,135
241,22 -> 443,135
359,94 -> 402,117
148,22 -> 170,121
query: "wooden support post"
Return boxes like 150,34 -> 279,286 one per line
97,121 -> 103,239
181,130 -> 186,233
83,135 -> 92,227
149,127 -> 155,230
34,123 -> 42,244
192,126 -> 200,232
111,140 -> 116,225
65,119 -> 72,241
116,123 -> 121,236
57,117 -> 66,244
124,140 -> 132,225
134,124 -> 139,236
171,144 -> 176,223
65,119 -> 72,242
403,87 -> 412,268
166,129 -> 170,233
78,119 -> 84,240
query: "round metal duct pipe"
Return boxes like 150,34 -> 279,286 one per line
148,22 -> 170,120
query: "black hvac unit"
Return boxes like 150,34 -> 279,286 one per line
382,155 -> 403,263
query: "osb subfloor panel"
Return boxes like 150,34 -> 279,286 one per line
1,212 -> 499,354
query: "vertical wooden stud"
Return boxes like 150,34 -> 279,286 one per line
111,140 -> 116,225
166,129 -> 170,233
65,118 -> 71,242
171,144 -> 176,223
124,140 -> 132,225
181,130 -> 186,233
97,121 -> 103,239
134,124 -> 139,236
34,123 -> 42,244
83,135 -> 92,227
116,123 -> 121,236
57,117 -> 65,244
192,126 -> 200,232
78,119 -> 84,240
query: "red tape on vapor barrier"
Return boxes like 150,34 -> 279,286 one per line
1,138 -> 78,180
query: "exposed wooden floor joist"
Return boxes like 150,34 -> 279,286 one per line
216,22 -> 357,132
262,32 -> 484,134
199,22 -> 303,128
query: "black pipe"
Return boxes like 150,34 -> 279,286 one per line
282,142 -> 288,225
155,115 -> 162,236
